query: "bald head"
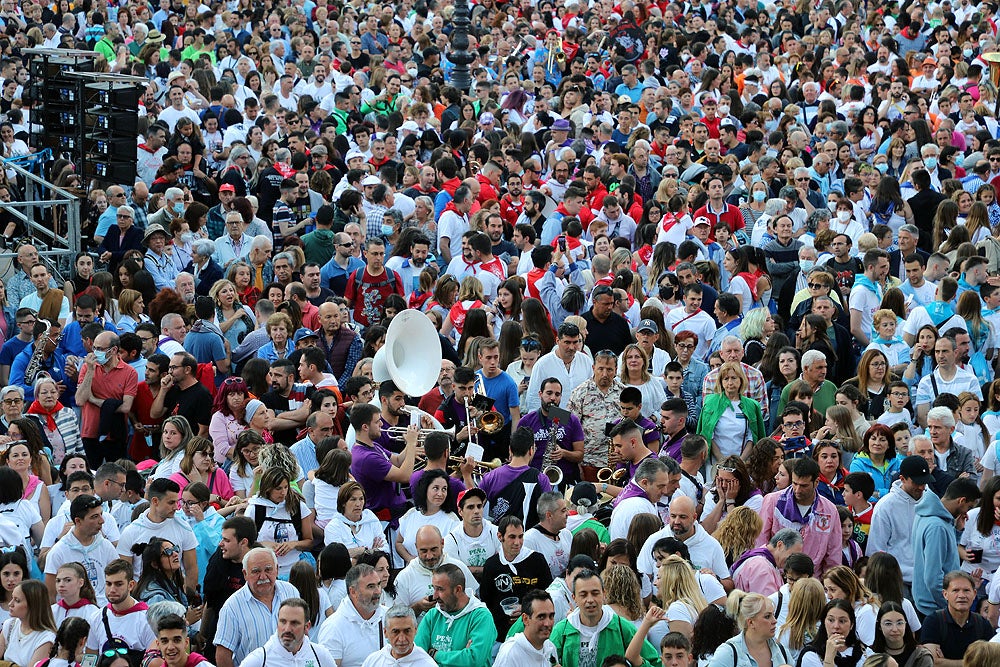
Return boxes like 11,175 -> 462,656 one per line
668,495 -> 697,539
415,525 -> 444,569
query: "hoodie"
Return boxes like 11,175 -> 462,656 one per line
548,606 -> 662,667
913,490 -> 960,615
494,632 -> 557,667
414,595 -> 496,667
868,480 -> 920,583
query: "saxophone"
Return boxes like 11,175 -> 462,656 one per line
23,319 -> 54,385
543,414 -> 562,486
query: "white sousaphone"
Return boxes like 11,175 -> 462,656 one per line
346,309 -> 443,447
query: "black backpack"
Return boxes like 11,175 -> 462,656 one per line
254,503 -> 303,542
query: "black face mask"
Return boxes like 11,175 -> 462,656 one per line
658,284 -> 675,300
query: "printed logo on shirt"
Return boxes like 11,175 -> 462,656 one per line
432,634 -> 454,651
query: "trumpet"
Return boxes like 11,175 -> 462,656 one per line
386,425 -> 457,442
547,41 -> 566,72
449,456 -> 503,475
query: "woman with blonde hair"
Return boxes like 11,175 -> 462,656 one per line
963,641 -> 1000,667
210,278 -> 257,352
602,564 -> 667,645
619,344 -> 668,418
777,577 -> 825,663
697,362 -> 766,461
657,554 -> 708,640
712,505 -> 764,566
116,288 -> 150,333
965,201 -> 992,244
740,307 -> 775,366
709,592 -> 790,666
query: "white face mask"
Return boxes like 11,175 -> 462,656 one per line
837,210 -> 851,222
718,104 -> 730,116
827,201 -> 838,212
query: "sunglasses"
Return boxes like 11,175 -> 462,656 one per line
162,546 -> 180,556
103,649 -> 129,658
807,282 -> 828,289
520,338 -> 541,350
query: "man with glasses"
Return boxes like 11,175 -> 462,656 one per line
76,332 -> 138,466
44,493 -> 119,604
10,319 -> 66,403
93,186 -> 128,245
213,212 -> 254,270
320,232 -> 366,297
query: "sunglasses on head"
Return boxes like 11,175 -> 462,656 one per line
520,337 -> 541,350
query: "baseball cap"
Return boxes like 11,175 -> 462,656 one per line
361,175 -> 381,186
293,328 -> 319,344
570,482 -> 599,508
219,183 -> 235,193
345,149 -> 365,162
400,120 -> 420,132
457,487 -> 487,507
636,319 -> 657,334
693,216 -> 712,227
899,455 -> 935,485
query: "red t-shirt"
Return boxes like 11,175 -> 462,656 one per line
344,268 -> 404,327
79,359 -> 139,439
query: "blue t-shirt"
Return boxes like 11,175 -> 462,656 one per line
183,329 -> 226,365
475,370 -> 520,423
0,337 -> 29,368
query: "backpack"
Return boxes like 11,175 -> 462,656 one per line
101,609 -> 145,667
253,502 -> 303,543
353,267 -> 397,291
490,467 -> 544,528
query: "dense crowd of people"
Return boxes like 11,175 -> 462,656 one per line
8,0 -> 1000,666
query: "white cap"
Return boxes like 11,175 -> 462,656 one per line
361,175 -> 381,186
345,149 -> 365,161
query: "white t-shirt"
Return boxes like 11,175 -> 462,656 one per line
609,497 -> 656,542
116,511 -> 198,581
85,605 -> 156,651
849,283 -> 882,340
245,496 -> 315,576
523,527 -> 574,579
41,503 -> 120,549
1,618 -> 54,667
397,509 -> 459,557
903,306 -> 967,339
446,521 -> 501,570
915,367 -> 983,408
312,479 -> 340,525
0,500 -> 40,556
44,532 -> 119,606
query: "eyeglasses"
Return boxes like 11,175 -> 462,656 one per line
783,420 -> 805,428
180,499 -> 203,508
890,392 -> 909,397
870,361 -> 888,368
676,343 -> 695,350
137,335 -> 155,343
15,320 -> 35,326
2,398 -> 21,406
161,546 -> 180,556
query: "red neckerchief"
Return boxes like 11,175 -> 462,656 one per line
442,201 -> 462,217
275,162 -> 296,178
107,600 -> 149,617
57,598 -> 92,610
28,399 -> 64,431
138,144 -> 157,154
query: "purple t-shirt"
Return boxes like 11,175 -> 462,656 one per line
350,441 -> 406,513
519,410 -> 585,482
479,465 -> 551,499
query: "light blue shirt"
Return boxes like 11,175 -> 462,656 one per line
215,580 -> 299,665
144,249 -> 179,290
290,435 -> 319,475
214,233 -> 254,270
